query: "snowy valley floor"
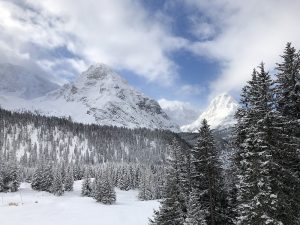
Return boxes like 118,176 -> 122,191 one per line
0,180 -> 159,225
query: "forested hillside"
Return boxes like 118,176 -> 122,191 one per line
0,108 -> 188,166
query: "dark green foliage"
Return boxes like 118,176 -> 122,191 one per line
64,165 -> 74,191
189,119 -> 229,225
0,158 -> 20,192
0,107 -> 189,167
31,161 -> 53,192
81,169 -> 93,197
51,166 -> 64,196
150,139 -> 186,225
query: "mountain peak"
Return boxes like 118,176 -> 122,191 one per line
181,93 -> 239,132
29,64 -> 179,131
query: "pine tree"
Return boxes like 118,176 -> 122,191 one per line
31,163 -> 44,191
92,173 -> 104,202
100,174 -> 116,204
273,43 -> 300,224
189,119 -> 228,225
41,162 -> 53,192
31,161 -> 53,192
184,189 -> 206,225
7,159 -> 20,192
0,160 -> 5,192
81,169 -> 92,197
138,169 -> 155,200
150,139 -> 185,225
235,64 -> 282,225
64,165 -> 74,191
51,166 -> 64,196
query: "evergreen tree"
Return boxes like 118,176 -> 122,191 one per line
235,64 -> 282,224
0,167 -> 4,192
150,139 -> 185,225
31,163 -> 44,191
64,165 -> 74,191
7,159 -> 20,192
92,173 -> 104,202
51,166 -> 64,196
81,169 -> 92,197
273,43 -> 300,224
184,189 -> 206,225
31,161 -> 53,192
100,174 -> 116,204
138,170 -> 153,200
189,119 -> 228,225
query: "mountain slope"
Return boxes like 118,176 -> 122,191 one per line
0,63 -> 179,131
0,63 -> 59,99
181,93 -> 239,132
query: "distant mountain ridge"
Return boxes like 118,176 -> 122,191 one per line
0,63 -> 179,132
181,93 -> 239,132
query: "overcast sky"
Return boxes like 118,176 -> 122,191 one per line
1,0 -> 300,110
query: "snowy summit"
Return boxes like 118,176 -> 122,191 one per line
0,63 -> 179,132
181,93 -> 239,132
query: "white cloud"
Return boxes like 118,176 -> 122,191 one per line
158,98 -> 200,126
178,84 -> 204,96
0,0 -> 187,84
183,0 -> 300,96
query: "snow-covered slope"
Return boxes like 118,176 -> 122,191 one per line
0,63 -> 59,99
181,93 -> 239,132
0,63 -> 179,131
158,99 -> 200,126
0,181 -> 159,225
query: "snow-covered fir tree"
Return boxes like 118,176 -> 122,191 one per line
185,189 -> 206,225
273,43 -> 300,224
31,161 -> 53,192
81,169 -> 93,197
64,165 -> 74,191
138,170 -> 153,200
0,158 -> 20,192
149,139 -> 186,225
100,174 -> 116,204
51,166 -> 64,196
235,64 -> 282,224
188,119 -> 229,225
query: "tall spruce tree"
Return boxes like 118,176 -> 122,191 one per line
185,188 -> 207,225
273,43 -> 300,224
81,168 -> 92,197
100,174 -> 116,204
150,139 -> 186,225
51,166 -> 64,196
188,119 -> 228,225
235,64 -> 282,224
64,165 -> 74,191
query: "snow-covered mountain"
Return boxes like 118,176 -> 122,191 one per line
181,93 -> 239,132
0,63 -> 179,132
0,63 -> 59,99
158,99 -> 200,126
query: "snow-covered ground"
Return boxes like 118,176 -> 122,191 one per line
0,181 -> 159,225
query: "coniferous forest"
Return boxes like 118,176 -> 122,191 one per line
0,43 -> 300,224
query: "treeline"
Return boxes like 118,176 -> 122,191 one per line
151,43 -> 300,225
0,107 -> 189,165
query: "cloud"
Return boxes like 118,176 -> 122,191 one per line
177,84 -> 204,96
0,0 -> 187,84
158,98 -> 200,125
183,0 -> 300,96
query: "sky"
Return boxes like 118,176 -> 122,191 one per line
0,0 -> 300,110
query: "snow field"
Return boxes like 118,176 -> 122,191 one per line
0,180 -> 159,225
